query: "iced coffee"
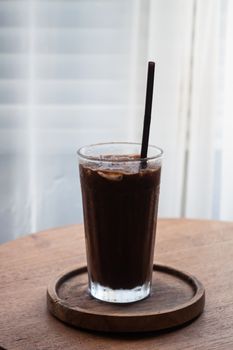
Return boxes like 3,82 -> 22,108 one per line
78,143 -> 162,303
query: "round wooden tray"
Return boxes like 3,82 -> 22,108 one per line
47,264 -> 205,333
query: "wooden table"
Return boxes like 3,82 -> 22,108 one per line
0,219 -> 232,349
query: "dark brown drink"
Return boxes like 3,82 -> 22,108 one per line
78,143 -> 162,303
80,162 -> 161,291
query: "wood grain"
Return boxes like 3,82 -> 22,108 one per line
0,219 -> 233,349
47,264 -> 205,332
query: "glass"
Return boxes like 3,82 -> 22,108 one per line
78,142 -> 163,303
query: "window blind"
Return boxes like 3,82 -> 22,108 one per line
0,0 -> 140,242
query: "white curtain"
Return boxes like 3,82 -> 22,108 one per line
146,0 -> 195,217
221,0 -> 233,219
147,0 -> 230,220
0,0 -> 232,243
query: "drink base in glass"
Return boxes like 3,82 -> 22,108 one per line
89,280 -> 151,303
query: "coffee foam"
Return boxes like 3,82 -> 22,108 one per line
82,163 -> 160,179
80,153 -> 161,177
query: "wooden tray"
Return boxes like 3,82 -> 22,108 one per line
47,264 -> 205,333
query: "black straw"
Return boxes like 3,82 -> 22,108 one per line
140,61 -> 155,167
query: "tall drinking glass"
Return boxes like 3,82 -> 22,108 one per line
78,142 -> 163,303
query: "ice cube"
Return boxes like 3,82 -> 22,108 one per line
97,171 -> 123,181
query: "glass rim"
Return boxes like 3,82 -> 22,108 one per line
77,142 -> 163,163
